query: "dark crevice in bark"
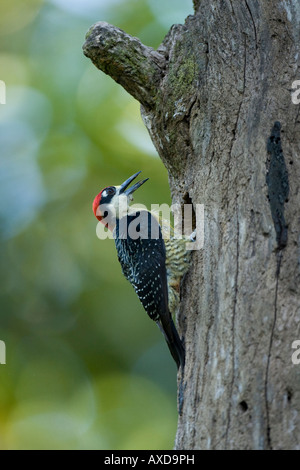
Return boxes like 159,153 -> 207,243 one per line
182,192 -> 196,233
228,0 -> 235,17
294,105 -> 300,133
229,34 -> 247,160
223,30 -> 246,445
200,312 -> 214,404
239,400 -> 249,412
191,372 -> 200,448
244,0 -> 258,49
264,250 -> 282,450
286,388 -> 293,403
178,377 -> 186,416
266,122 -> 289,250
264,122 -> 289,449
225,197 -> 240,449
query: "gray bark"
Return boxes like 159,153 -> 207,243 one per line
83,0 -> 300,450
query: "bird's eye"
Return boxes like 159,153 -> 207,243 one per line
106,187 -> 116,195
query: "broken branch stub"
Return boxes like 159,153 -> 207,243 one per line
83,21 -> 165,109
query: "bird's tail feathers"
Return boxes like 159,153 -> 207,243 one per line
156,316 -> 185,370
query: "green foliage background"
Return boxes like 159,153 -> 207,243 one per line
0,0 -> 193,450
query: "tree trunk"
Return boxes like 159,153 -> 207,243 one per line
83,0 -> 300,450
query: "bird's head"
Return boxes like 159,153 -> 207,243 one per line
93,171 -> 149,230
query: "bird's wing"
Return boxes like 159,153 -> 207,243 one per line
133,235 -> 185,370
115,211 -> 185,368
130,214 -> 168,322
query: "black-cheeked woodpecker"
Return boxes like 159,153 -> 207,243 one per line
93,171 -> 193,370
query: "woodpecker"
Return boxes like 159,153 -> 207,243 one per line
93,171 -> 192,369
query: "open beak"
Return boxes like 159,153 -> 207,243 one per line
119,171 -> 149,196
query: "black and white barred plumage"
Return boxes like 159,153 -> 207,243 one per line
115,211 -> 185,369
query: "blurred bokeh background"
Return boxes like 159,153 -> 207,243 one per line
0,0 -> 193,449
